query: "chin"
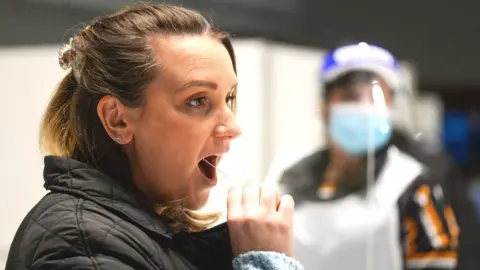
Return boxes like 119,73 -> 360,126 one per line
186,188 -> 212,210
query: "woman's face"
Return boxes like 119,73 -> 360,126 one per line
124,35 -> 240,209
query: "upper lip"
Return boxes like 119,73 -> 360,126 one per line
199,149 -> 229,161
199,153 -> 223,161
198,152 -> 227,168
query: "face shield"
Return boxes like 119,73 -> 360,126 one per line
322,43 -> 400,157
292,43 -> 411,270
328,79 -> 392,158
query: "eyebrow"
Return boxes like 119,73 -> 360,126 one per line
178,80 -> 238,92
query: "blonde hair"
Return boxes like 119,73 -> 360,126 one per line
40,3 -> 236,232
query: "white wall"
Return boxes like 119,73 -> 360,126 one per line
0,40 -> 426,266
391,62 -> 418,135
268,44 -> 327,159
0,46 -> 66,267
412,92 -> 444,151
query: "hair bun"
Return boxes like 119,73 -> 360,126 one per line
58,38 -> 76,70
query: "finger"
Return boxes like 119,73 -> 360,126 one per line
242,185 -> 260,215
276,194 -> 281,212
259,185 -> 277,215
227,186 -> 243,219
277,194 -> 295,223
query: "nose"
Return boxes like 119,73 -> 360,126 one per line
214,111 -> 242,140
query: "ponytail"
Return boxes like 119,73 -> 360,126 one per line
39,71 -> 78,157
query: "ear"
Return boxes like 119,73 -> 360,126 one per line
97,96 -> 134,144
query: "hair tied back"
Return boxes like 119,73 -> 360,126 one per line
58,37 -> 76,71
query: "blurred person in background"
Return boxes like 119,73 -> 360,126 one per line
275,43 -> 460,270
5,3 -> 302,270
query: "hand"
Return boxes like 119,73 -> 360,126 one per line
227,185 -> 295,256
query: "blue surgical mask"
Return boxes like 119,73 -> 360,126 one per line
329,103 -> 392,156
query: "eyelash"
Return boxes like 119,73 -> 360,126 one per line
226,93 -> 237,107
187,93 -> 237,110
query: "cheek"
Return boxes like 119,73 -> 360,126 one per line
132,107 -> 213,170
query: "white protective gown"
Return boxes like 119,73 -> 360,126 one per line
291,146 -> 424,270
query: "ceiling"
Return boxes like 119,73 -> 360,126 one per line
2,0 -> 479,90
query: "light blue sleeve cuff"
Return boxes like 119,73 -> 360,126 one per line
232,251 -> 304,270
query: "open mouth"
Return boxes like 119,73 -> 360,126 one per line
198,155 -> 218,181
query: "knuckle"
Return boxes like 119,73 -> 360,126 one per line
270,217 -> 289,232
242,215 -> 258,224
227,211 -> 246,222
264,218 -> 278,230
227,215 -> 256,225
244,206 -> 261,217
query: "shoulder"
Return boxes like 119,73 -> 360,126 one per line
264,146 -> 321,186
27,192 -> 140,244
395,150 -> 458,239
7,192 -> 85,268
18,192 -> 87,249
392,133 -> 458,188
275,149 -> 327,201
281,149 -> 326,182
396,148 -> 457,207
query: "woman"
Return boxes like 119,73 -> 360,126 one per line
275,43 -> 459,270
5,3 -> 301,270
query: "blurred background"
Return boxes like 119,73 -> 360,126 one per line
1,0 -> 480,269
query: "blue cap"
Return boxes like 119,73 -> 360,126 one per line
321,42 -> 401,90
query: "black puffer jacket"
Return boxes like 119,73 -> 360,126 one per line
5,156 -> 234,270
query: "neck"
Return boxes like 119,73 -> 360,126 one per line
326,146 -> 363,181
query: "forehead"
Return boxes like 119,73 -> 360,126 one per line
329,78 -> 392,101
150,35 -> 236,86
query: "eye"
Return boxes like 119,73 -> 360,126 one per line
186,96 -> 209,108
226,93 -> 237,109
